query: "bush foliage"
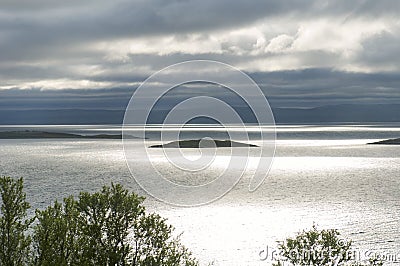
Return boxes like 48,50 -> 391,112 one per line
0,176 -> 387,266
273,225 -> 384,266
0,176 -> 198,266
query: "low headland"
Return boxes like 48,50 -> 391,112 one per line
0,130 -> 123,139
368,138 -> 400,145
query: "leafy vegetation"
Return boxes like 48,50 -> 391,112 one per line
273,225 -> 384,266
0,177 -> 33,265
0,176 -> 199,266
0,176 -> 388,266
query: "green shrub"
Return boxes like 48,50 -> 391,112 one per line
0,176 -> 33,266
1,177 -> 199,266
33,196 -> 80,266
273,225 -> 384,266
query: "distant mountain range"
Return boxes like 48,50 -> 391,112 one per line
0,104 -> 399,124
273,104 -> 400,123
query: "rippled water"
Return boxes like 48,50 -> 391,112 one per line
0,124 -> 399,265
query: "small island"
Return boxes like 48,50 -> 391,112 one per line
368,138 -> 400,145
0,131 -> 123,139
149,139 -> 259,148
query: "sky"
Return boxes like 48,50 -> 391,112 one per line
1,0 -> 400,123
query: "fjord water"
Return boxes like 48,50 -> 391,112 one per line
0,124 -> 399,265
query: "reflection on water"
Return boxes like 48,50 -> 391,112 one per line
0,124 -> 399,265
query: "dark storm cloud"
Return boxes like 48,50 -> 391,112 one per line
1,0 -> 307,36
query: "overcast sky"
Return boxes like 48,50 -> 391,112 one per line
1,0 -> 400,111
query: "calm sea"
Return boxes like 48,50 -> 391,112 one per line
0,124 -> 399,265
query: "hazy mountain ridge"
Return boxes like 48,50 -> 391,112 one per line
1,104 -> 399,124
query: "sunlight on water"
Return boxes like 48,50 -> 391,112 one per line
0,124 -> 399,265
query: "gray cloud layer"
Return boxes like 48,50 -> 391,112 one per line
0,0 -> 400,113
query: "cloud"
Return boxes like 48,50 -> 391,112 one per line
2,69 -> 400,113
0,0 -> 399,114
355,27 -> 400,71
265,34 -> 294,53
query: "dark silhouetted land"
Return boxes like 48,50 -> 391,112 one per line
0,131 -> 123,139
149,139 -> 259,148
368,138 -> 400,145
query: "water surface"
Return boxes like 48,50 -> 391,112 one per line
0,124 -> 399,265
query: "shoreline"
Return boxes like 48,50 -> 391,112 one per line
0,131 -> 123,139
368,138 -> 400,145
